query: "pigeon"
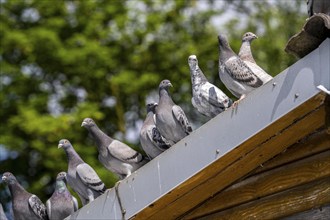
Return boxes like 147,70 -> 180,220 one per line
0,203 -> 8,220
58,139 -> 106,206
155,80 -> 192,144
46,172 -> 78,220
81,118 -> 149,179
188,55 -> 233,118
1,172 -> 48,220
140,103 -> 171,159
238,32 -> 273,84
307,0 -> 330,17
218,34 -> 268,105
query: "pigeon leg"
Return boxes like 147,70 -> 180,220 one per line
233,94 -> 246,108
87,189 -> 95,203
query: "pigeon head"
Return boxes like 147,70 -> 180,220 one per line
2,172 -> 17,185
56,172 -> 67,182
159,79 -> 173,91
242,32 -> 257,42
146,103 -> 158,113
188,55 -> 198,70
58,139 -> 72,149
81,118 -> 96,128
218,34 -> 230,49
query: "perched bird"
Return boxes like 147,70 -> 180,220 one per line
46,172 -> 78,220
218,34 -> 268,105
155,80 -> 192,144
58,139 -> 106,205
307,0 -> 330,17
140,103 -> 171,159
2,172 -> 48,220
188,55 -> 233,118
238,32 -> 273,84
0,203 -> 8,220
81,118 -> 149,179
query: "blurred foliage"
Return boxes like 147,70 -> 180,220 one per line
0,0 -> 305,212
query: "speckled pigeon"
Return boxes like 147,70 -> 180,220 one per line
238,32 -> 273,84
82,118 -> 149,179
218,34 -> 268,105
188,55 -> 233,118
140,103 -> 171,159
2,172 -> 48,220
155,80 -> 192,144
46,172 -> 78,220
0,203 -> 8,220
58,139 -> 106,206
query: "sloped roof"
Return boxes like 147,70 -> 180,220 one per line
67,38 -> 329,220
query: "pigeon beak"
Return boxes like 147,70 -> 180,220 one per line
2,176 -> 6,181
81,121 -> 87,127
168,82 -> 173,87
58,144 -> 63,149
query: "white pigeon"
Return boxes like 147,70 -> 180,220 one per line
140,103 -> 171,159
239,32 -> 273,84
218,34 -> 269,105
188,55 -> 233,118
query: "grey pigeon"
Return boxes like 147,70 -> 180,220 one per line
238,32 -> 273,84
140,103 -> 171,159
2,172 -> 48,220
58,139 -> 106,206
307,0 -> 330,17
155,80 -> 192,144
188,55 -> 233,118
218,34 -> 267,105
46,172 -> 78,220
0,203 -> 8,220
82,118 -> 149,179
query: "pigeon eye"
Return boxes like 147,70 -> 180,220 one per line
64,140 -> 68,143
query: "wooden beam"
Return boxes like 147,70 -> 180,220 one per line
182,150 -> 330,219
132,95 -> 326,220
198,177 -> 330,220
251,129 -> 330,175
281,204 -> 330,220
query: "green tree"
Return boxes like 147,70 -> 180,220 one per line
0,0 -> 306,211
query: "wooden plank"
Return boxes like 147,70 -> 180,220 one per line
281,204 -> 330,220
133,100 -> 326,219
182,150 -> 330,219
251,129 -> 330,175
198,177 -> 330,220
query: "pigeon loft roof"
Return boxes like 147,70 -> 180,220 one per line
68,40 -> 330,219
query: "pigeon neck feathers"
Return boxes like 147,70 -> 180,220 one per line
55,180 -> 67,193
159,87 -> 174,106
191,66 -> 208,86
64,146 -> 84,166
218,36 -> 236,64
239,41 -> 256,63
88,124 -> 113,151
8,181 -> 29,199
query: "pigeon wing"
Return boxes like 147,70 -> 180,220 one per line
201,82 -> 231,109
28,195 -> 48,220
172,105 -> 192,134
76,163 -> 105,193
72,196 -> 79,211
225,57 -> 263,88
107,140 -> 143,163
46,199 -> 51,220
147,126 -> 171,151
